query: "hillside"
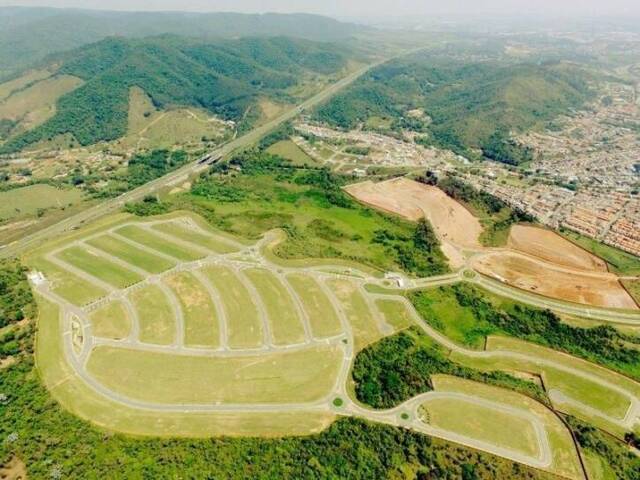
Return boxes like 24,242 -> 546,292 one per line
0,35 -> 350,153
314,53 -> 593,164
0,7 -> 363,78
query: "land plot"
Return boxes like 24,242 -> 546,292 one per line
86,234 -> 175,274
374,299 -> 414,331
344,178 -> 483,248
203,266 -> 262,348
0,184 -> 83,222
129,285 -> 175,345
151,221 -> 239,254
165,271 -> 219,348
57,246 -> 142,289
418,397 -> 539,458
508,225 -> 607,272
286,273 -> 342,338
472,251 -> 638,310
30,257 -> 106,305
267,140 -> 316,166
89,300 -> 131,340
244,268 -> 305,345
326,278 -> 382,350
86,345 -> 342,404
115,225 -> 204,262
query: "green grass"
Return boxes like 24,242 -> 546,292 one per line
86,234 -> 175,273
286,273 -> 343,338
57,246 -> 142,289
266,140 -> 316,166
29,257 -> 106,306
115,225 -> 204,262
203,265 -> 263,348
130,284 -> 175,345
89,300 -> 131,340
374,299 -> 414,331
419,398 -> 539,457
326,278 -> 382,351
86,344 -> 342,404
165,271 -> 219,348
409,286 -> 497,349
151,221 -> 239,254
0,184 -> 83,222
244,268 -> 305,345
560,229 -> 640,276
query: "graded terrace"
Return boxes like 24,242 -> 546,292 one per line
24,209 -> 640,478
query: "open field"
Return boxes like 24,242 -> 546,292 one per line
130,284 -> 176,345
286,273 -> 343,338
89,300 -> 131,340
0,68 -> 54,101
57,246 -> 142,289
86,234 -> 175,274
508,224 -> 608,272
151,221 -> 239,254
115,225 -> 205,262
0,184 -> 84,222
560,229 -> 640,276
344,177 -> 483,249
373,299 -> 414,330
266,140 -> 316,166
472,251 -> 638,309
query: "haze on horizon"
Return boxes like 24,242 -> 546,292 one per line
1,0 -> 639,19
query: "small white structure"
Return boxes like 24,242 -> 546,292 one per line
27,271 -> 46,285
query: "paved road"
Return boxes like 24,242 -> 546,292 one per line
0,61 -> 384,260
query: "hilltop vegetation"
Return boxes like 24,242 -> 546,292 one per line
0,35 -> 349,153
315,53 -> 592,164
0,7 -> 361,78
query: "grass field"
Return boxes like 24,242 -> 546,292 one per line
244,268 -> 305,345
30,256 -> 106,306
115,225 -> 204,262
203,265 -> 263,348
86,234 -> 175,274
165,271 -> 219,348
86,345 -> 342,404
418,397 -> 539,457
266,140 -> 316,166
57,246 -> 142,289
130,284 -> 175,345
89,300 -> 131,340
374,299 -> 414,331
326,278 -> 382,350
0,184 -> 84,222
286,273 -> 343,338
622,279 -> 640,306
151,221 -> 239,254
559,229 -> 640,276
0,69 -> 53,101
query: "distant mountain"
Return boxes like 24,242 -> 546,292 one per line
0,7 -> 364,78
0,35 -> 350,153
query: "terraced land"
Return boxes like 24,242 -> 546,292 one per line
26,212 -> 640,477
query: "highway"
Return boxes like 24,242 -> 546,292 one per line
0,60 -> 384,260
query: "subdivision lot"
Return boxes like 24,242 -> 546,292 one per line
115,225 -> 204,262
86,344 -> 342,404
165,271 -> 219,348
129,284 -> 175,345
151,221 -> 240,254
30,256 -> 106,305
86,234 -> 175,274
203,265 -> 263,348
374,299 -> 414,330
245,268 -> 306,345
89,300 -> 131,340
57,246 -> 142,289
286,273 -> 343,338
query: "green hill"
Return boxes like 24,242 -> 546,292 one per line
315,54 -> 592,164
0,35 -> 349,153
0,7 -> 363,78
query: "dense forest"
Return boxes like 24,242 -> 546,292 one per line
314,53 -> 592,164
1,35 -> 349,153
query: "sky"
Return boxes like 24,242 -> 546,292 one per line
1,0 -> 640,18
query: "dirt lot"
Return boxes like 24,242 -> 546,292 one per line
0,457 -> 26,480
344,178 -> 483,248
508,225 -> 608,272
472,251 -> 638,310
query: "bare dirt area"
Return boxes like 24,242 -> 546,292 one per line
344,178 -> 483,249
0,457 -> 27,480
508,225 -> 608,272
472,251 -> 638,310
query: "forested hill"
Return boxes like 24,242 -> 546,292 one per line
0,7 -> 363,78
0,35 -> 350,153
314,54 -> 593,164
